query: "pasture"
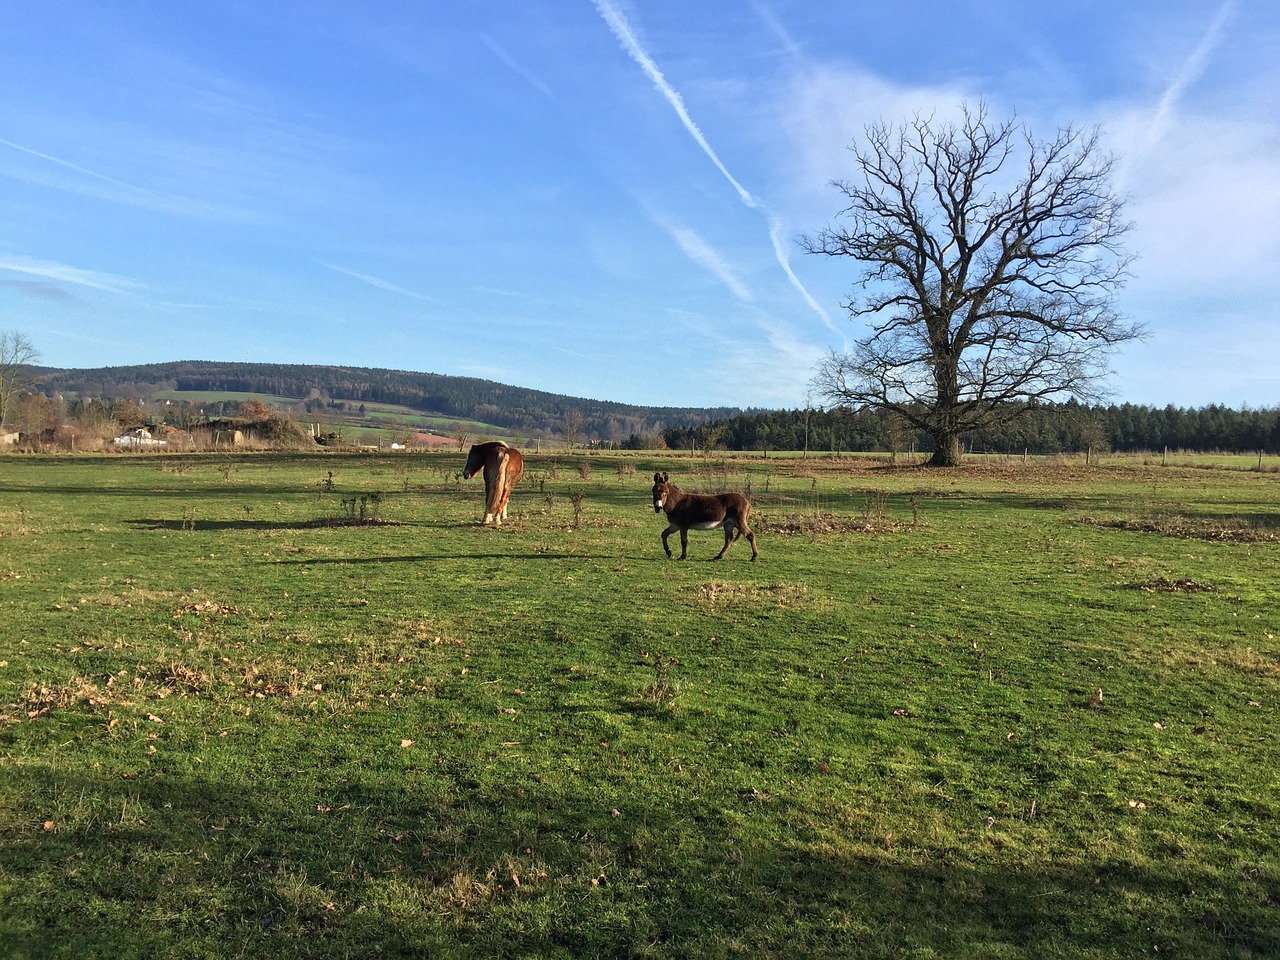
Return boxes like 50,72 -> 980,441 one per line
0,451 -> 1277,958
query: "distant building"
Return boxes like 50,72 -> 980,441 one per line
113,427 -> 167,447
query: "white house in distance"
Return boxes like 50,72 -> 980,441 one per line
113,427 -> 167,448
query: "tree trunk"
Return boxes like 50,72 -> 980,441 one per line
929,372 -> 964,466
928,432 -> 963,467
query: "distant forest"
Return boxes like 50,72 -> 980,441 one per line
663,402 -> 1280,456
32,360 -> 1280,455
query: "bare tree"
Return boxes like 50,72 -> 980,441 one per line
803,104 -> 1140,466
452,421 -> 470,452
561,408 -> 585,449
0,331 -> 40,430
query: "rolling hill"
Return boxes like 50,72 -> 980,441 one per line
34,360 -> 742,444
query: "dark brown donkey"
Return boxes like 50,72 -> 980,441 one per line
651,472 -> 758,561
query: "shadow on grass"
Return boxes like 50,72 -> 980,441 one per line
3,756 -> 1276,960
127,518 -> 410,532
271,553 -> 608,564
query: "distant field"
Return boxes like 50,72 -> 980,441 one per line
154,389 -> 307,405
1,452 -> 1277,958
153,390 -> 511,442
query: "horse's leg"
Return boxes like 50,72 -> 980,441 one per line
492,457 -> 508,526
482,463 -> 498,525
496,477 -> 511,524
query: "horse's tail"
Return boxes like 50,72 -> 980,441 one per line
505,448 -> 525,486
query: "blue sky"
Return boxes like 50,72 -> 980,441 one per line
1,1 -> 1276,410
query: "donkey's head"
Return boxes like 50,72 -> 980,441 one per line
652,472 -> 673,512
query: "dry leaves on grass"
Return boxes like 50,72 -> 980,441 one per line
174,599 -> 246,619
761,514 -> 910,536
1079,514 -> 1279,543
697,579 -> 810,609
156,662 -> 213,694
241,663 -> 313,699
12,679 -> 110,721
1132,577 -> 1216,594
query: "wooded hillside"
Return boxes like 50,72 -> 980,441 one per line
34,361 -> 741,442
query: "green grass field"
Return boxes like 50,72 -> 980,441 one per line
1,452 -> 1277,958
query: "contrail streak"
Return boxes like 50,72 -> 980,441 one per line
769,217 -> 838,338
1137,0 -> 1234,160
0,254 -> 142,294
593,0 -> 833,331
0,136 -> 171,205
593,0 -> 757,208
322,263 -> 438,303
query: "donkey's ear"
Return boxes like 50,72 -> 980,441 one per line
653,472 -> 662,483
661,472 -> 669,482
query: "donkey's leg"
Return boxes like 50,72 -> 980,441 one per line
741,519 -> 759,561
714,522 -> 736,560
679,528 -> 689,560
661,524 -> 676,558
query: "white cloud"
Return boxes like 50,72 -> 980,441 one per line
1128,124 -> 1280,288
770,63 -> 972,218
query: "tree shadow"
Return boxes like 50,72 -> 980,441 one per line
127,518 -> 409,532
5,751 -> 1276,959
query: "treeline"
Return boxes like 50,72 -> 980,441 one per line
29,362 -> 1280,454
658,401 -> 1280,455
35,361 -> 738,440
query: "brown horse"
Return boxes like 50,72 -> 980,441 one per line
463,441 -> 524,526
651,472 -> 758,561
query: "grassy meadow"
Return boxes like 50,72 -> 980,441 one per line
0,450 -> 1277,958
